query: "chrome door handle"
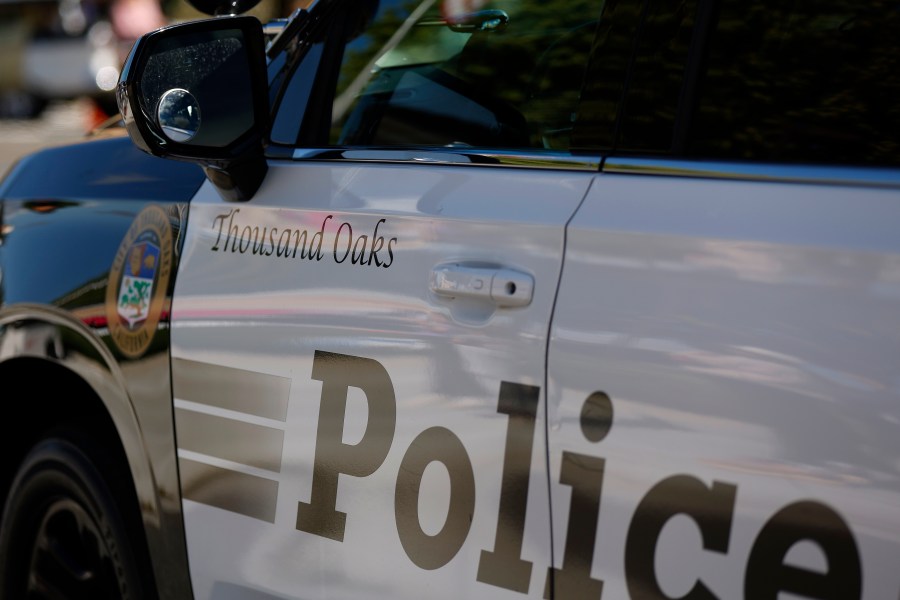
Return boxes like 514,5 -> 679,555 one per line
429,264 -> 534,307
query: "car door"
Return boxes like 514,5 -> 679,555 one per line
547,0 -> 900,597
168,1 -> 622,598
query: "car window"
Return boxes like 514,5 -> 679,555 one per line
326,0 -> 605,151
615,0 -> 699,154
686,0 -> 900,166
617,0 -> 900,165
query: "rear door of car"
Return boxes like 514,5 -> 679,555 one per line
546,0 -> 900,597
167,1 -> 635,598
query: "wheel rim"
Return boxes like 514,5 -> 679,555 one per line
27,498 -> 120,600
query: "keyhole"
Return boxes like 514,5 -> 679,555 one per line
506,282 -> 516,295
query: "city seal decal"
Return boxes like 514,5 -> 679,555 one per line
106,205 -> 174,358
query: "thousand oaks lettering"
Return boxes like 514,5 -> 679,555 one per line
210,209 -> 397,268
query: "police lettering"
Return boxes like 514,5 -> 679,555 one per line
297,352 -> 863,599
296,351 -> 396,541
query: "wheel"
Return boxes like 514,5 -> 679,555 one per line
0,436 -> 151,600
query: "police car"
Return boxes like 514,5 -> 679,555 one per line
1,0 -> 898,598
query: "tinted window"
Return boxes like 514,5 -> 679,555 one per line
687,0 -> 900,165
617,0 -> 698,154
328,0 -> 605,151
571,0 -> 647,151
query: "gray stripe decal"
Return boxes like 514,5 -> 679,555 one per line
175,408 -> 285,472
172,358 -> 290,421
179,457 -> 279,523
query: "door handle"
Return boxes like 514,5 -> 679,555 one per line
429,264 -> 534,307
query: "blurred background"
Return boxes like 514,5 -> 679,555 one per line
0,0 -> 302,175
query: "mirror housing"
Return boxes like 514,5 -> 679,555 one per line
117,16 -> 269,201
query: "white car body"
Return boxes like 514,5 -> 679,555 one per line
168,153 -> 900,598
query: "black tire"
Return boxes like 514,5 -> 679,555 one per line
0,436 -> 151,600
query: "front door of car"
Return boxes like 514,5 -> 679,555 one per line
168,1 -> 617,598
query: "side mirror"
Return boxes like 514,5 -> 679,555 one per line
117,16 -> 269,201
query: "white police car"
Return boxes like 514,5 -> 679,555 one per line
1,0 -> 898,598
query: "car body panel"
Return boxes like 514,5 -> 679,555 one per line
169,162 -> 593,599
0,135 -> 205,599
548,168 -> 900,598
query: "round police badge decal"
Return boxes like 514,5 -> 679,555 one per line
106,205 -> 173,358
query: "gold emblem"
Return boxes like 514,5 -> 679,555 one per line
106,205 -> 173,358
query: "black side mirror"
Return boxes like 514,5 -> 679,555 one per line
117,16 -> 269,201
